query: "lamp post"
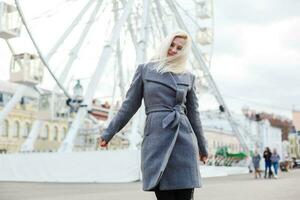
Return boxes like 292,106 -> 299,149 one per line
66,80 -> 84,113
73,80 -> 83,100
255,113 -> 263,152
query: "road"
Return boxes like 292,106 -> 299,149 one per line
0,169 -> 299,200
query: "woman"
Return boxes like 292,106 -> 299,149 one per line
263,147 -> 272,178
252,150 -> 261,179
271,148 -> 280,178
98,30 -> 208,200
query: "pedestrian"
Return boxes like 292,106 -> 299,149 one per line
98,30 -> 208,200
263,147 -> 272,178
271,148 -> 280,178
252,150 -> 261,179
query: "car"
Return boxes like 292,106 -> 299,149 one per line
292,158 -> 300,168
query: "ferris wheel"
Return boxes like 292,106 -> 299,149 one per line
0,0 -> 252,153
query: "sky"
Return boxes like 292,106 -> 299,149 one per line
210,0 -> 300,118
0,0 -> 299,119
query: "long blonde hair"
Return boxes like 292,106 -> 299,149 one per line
151,30 -> 191,74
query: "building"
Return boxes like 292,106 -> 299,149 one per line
243,109 -> 293,140
0,80 -> 69,153
201,109 -> 283,158
288,132 -> 300,159
204,128 -> 241,156
201,111 -> 242,157
292,110 -> 300,132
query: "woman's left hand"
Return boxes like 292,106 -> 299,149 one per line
97,137 -> 108,148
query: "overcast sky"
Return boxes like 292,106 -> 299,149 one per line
210,0 -> 300,118
0,0 -> 299,119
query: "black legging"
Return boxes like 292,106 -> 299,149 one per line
154,188 -> 194,200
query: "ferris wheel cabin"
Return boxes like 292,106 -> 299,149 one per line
195,0 -> 212,19
0,1 -> 21,39
9,53 -> 44,85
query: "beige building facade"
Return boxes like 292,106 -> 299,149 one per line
204,128 -> 241,156
292,110 -> 300,132
288,132 -> 300,158
0,104 -> 69,153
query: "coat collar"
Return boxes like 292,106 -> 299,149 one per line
144,62 -> 191,91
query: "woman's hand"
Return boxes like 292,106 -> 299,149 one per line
97,137 -> 108,148
200,155 -> 208,164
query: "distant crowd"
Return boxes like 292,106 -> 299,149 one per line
251,147 -> 281,179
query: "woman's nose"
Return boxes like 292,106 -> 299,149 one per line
171,47 -> 177,53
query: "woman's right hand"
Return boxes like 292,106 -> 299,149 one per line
98,137 -> 108,148
200,155 -> 208,164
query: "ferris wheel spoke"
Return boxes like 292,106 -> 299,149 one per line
150,4 -> 164,43
165,0 -> 249,152
173,0 -> 201,30
30,0 -> 76,22
53,0 -> 103,91
128,0 -> 151,149
59,0 -> 135,152
153,0 -> 168,36
14,0 -> 71,98
46,0 -> 95,61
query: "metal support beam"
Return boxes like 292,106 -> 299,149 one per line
14,0 -> 70,99
20,120 -> 44,152
53,0 -> 103,90
45,0 -> 95,61
114,0 -> 126,101
59,0 -> 135,152
153,0 -> 168,36
165,0 -> 249,152
51,0 -> 103,119
127,0 -> 151,150
0,85 -> 27,129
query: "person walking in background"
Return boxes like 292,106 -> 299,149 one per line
98,30 -> 208,200
271,148 -> 280,179
263,147 -> 272,178
252,150 -> 261,179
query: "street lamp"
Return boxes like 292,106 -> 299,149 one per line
73,80 -> 83,99
66,80 -> 84,113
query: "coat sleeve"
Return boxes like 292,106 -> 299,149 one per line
186,74 -> 208,157
100,64 -> 144,143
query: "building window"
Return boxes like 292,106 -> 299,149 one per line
2,120 -> 9,137
12,121 -> 20,137
23,123 -> 31,138
61,127 -> 67,141
53,126 -> 58,141
5,120 -> 9,137
3,93 -> 12,104
0,93 -> 3,104
41,125 -> 49,140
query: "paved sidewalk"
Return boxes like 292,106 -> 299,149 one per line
0,169 -> 299,200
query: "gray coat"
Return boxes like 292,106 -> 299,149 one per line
252,154 -> 261,169
101,62 -> 208,191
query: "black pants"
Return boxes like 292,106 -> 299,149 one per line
154,188 -> 194,200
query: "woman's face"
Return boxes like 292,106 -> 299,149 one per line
167,37 -> 186,57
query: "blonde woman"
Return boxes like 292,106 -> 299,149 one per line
98,30 -> 208,200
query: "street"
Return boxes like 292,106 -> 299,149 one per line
0,169 -> 299,200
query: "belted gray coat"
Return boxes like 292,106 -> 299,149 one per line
101,62 -> 208,191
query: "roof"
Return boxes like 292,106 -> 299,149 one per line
0,80 -> 39,98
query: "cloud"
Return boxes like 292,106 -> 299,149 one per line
208,7 -> 300,117
215,0 -> 300,25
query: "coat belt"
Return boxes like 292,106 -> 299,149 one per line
145,104 -> 186,128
